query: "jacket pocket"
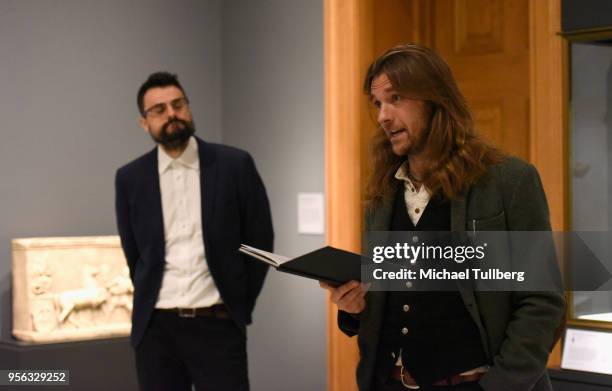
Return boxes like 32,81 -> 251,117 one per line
471,211 -> 506,231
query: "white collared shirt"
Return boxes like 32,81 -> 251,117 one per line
394,162 -> 431,226
155,136 -> 221,309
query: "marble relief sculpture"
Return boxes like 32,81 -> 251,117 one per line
12,236 -> 133,343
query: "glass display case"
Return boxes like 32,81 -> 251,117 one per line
566,29 -> 612,330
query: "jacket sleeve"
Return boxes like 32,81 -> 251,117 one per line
338,310 -> 360,337
238,153 -> 274,310
480,164 -> 566,391
115,169 -> 140,282
337,204 -> 381,338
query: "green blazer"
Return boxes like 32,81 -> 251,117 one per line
339,156 -> 566,391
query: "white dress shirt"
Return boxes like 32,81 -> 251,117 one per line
155,137 -> 222,309
395,163 -> 431,226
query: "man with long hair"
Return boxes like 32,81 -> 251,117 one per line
321,44 -> 565,391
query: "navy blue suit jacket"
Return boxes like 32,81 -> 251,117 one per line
115,137 -> 273,347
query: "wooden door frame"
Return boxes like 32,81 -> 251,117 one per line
324,1 -> 371,390
528,0 -> 565,367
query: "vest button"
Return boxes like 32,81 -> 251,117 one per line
403,304 -> 410,312
401,327 -> 409,335
405,281 -> 413,289
412,235 -> 418,243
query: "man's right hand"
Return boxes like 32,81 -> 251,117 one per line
319,280 -> 369,314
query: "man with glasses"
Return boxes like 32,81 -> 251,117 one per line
115,72 -> 273,391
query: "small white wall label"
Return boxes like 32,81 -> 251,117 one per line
297,192 -> 325,235
561,328 -> 612,375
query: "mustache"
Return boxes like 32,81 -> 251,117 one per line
162,118 -> 189,132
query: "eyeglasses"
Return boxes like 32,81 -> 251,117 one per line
143,97 -> 190,118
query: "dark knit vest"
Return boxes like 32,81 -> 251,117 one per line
375,183 -> 487,386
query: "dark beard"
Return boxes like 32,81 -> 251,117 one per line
151,118 -> 196,150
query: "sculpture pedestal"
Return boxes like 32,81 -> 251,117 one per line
0,337 -> 137,391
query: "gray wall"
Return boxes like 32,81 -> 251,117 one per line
221,1 -> 326,390
0,0 -> 326,390
0,0 -> 223,338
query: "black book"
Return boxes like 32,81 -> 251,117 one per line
239,244 -> 361,286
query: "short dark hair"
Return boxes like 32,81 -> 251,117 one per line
137,72 -> 186,116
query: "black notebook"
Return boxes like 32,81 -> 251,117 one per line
238,244 -> 361,286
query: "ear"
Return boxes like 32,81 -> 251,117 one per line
138,116 -> 149,133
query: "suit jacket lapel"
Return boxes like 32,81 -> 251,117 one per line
144,149 -> 166,263
451,192 -> 490,356
451,194 -> 466,232
197,137 -> 217,251
367,192 -> 395,231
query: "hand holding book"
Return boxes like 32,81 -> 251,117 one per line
319,280 -> 369,314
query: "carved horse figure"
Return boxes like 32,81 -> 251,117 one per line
54,265 -> 108,324
105,266 -> 134,315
